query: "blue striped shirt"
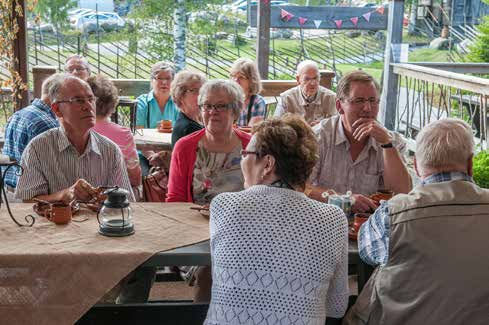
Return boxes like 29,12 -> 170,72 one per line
2,99 -> 59,187
358,172 -> 474,266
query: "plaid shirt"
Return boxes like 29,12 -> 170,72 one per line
2,99 -> 59,187
358,172 -> 474,266
237,94 -> 266,127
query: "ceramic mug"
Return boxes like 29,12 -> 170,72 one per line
44,203 -> 72,225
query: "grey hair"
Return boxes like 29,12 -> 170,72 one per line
41,73 -> 65,99
64,54 -> 91,73
150,61 -> 175,79
415,118 -> 474,171
170,70 -> 206,105
198,79 -> 244,119
296,60 -> 319,76
48,74 -> 89,103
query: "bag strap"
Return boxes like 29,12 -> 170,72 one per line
146,94 -> 151,128
246,95 -> 256,125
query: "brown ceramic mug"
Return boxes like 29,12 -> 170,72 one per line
44,203 -> 72,225
353,213 -> 370,233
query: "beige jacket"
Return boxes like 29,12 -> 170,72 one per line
344,179 -> 489,325
274,85 -> 336,123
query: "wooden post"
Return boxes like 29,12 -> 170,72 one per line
32,66 -> 57,99
256,0 -> 271,79
13,0 -> 29,110
380,0 -> 405,131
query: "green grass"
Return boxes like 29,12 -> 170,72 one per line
408,48 -> 452,62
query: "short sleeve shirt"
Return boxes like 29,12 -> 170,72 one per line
311,115 -> 406,195
236,94 -> 266,127
135,91 -> 180,128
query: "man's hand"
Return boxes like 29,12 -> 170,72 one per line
71,179 -> 98,202
352,194 -> 379,213
352,118 -> 392,145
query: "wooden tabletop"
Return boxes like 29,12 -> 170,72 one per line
133,128 -> 173,152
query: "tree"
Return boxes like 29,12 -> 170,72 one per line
467,15 -> 489,62
34,0 -> 76,32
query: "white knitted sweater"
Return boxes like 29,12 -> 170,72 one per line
205,185 -> 349,325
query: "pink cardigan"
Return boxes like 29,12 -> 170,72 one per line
166,128 -> 251,202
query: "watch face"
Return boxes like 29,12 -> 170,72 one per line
381,142 -> 393,148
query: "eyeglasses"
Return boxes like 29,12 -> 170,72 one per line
199,103 -> 234,112
345,97 -> 380,107
231,75 -> 248,82
65,66 -> 88,73
240,150 -> 259,158
153,77 -> 172,82
184,88 -> 200,94
301,76 -> 319,84
55,96 -> 97,106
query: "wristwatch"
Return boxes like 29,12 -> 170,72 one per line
380,142 -> 394,148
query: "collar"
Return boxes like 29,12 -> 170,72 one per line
296,86 -> 323,106
421,172 -> 473,185
146,90 -> 155,102
56,126 -> 101,156
334,116 -> 378,152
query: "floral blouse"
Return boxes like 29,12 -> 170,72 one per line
192,142 -> 244,205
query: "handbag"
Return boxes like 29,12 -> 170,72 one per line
142,167 -> 168,202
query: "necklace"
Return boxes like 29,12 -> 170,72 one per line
268,179 -> 293,189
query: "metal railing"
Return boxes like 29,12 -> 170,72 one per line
392,63 -> 489,150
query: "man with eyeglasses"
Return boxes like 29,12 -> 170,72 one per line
308,70 -> 411,213
274,60 -> 336,125
2,74 -> 62,196
15,74 -> 134,203
64,54 -> 91,81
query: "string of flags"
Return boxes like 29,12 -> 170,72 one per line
280,6 -> 385,29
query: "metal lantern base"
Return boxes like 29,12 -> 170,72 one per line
99,219 -> 135,237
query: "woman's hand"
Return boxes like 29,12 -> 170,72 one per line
149,151 -> 170,168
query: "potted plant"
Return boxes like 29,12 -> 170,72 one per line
473,150 -> 489,189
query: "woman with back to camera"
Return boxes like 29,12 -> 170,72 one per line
204,114 -> 349,324
229,58 -> 266,127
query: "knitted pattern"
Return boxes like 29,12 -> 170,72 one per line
205,185 -> 349,324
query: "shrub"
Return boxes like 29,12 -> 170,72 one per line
473,150 -> 489,188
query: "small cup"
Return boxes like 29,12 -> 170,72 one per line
353,213 -> 370,233
160,120 -> 172,129
45,203 -> 72,225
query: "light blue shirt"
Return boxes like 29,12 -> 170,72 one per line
135,91 -> 179,128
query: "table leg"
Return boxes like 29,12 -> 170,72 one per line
117,266 -> 156,303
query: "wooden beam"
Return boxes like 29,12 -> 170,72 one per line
380,0 -> 404,131
249,5 -> 388,30
13,0 -> 29,110
256,1 -> 271,79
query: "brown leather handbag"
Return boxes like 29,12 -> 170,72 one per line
142,167 -> 168,202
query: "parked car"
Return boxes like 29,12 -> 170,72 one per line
68,8 -> 95,18
245,26 -> 292,39
236,0 -> 295,11
187,11 -> 230,25
27,21 -> 55,33
71,12 -> 125,32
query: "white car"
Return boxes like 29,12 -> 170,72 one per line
71,12 -> 125,32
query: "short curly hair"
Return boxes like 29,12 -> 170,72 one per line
170,70 -> 206,106
229,58 -> 262,95
87,75 -> 119,117
252,114 -> 318,189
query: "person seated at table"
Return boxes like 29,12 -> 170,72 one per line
135,61 -> 179,128
15,74 -> 135,203
2,73 -> 61,193
88,75 -> 142,199
170,69 -> 206,148
308,70 -> 411,213
229,58 -> 266,127
274,59 -> 336,125
344,118 -> 489,325
204,114 -> 348,324
64,54 -> 91,81
166,79 -> 251,204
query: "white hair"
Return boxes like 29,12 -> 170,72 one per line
296,60 -> 319,76
415,118 -> 474,171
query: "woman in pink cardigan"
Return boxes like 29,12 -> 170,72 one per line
166,79 -> 251,204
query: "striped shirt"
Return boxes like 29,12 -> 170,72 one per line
15,127 -> 135,201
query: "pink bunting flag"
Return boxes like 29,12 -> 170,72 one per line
376,6 -> 385,15
262,0 -> 269,4
298,17 -> 308,26
334,19 -> 343,29
313,20 -> 322,28
350,16 -> 359,26
280,9 -> 294,22
362,12 -> 371,22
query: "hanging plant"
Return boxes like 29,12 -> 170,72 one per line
0,0 -> 36,103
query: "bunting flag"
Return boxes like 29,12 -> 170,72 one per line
334,19 -> 343,29
262,0 -> 269,4
362,12 -> 371,22
298,17 -> 308,26
313,20 -> 322,28
350,16 -> 359,26
376,6 -> 385,15
281,9 -> 294,21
